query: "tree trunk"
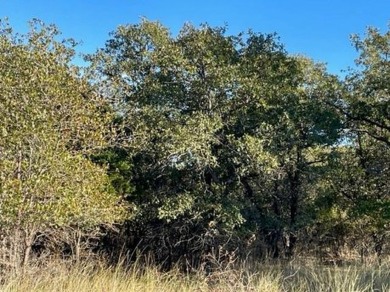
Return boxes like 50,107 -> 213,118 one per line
21,228 -> 36,273
286,146 -> 302,258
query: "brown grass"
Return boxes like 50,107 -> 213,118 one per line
1,257 -> 389,292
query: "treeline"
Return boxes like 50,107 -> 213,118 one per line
0,19 -> 389,272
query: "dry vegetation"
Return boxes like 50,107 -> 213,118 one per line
1,256 -> 389,292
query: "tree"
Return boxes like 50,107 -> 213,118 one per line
328,26 -> 390,260
305,26 -> 390,263
0,19 -> 127,269
87,20 -> 343,263
346,26 -> 390,146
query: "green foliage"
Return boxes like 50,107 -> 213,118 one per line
309,26 -> 390,257
346,25 -> 390,146
345,26 -> 389,230
1,18 -> 388,266
87,19 -> 347,259
0,19 -> 127,231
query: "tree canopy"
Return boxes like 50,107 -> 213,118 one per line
0,20 -> 128,268
0,19 -> 389,268
86,20 -> 388,262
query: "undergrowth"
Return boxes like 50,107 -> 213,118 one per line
1,257 -> 389,292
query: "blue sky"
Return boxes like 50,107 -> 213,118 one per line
1,0 -> 389,76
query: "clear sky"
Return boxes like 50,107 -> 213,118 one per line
1,0 -> 389,76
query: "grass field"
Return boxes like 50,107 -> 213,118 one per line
1,259 -> 389,292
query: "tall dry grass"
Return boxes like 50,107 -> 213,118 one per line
1,257 -> 389,292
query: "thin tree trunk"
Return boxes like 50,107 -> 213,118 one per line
21,228 -> 36,273
286,146 -> 302,258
